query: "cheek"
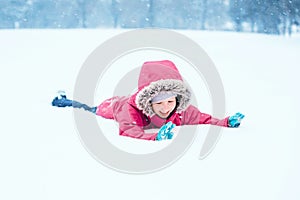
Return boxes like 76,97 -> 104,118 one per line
152,105 -> 159,112
171,103 -> 176,110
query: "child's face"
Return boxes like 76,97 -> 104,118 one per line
151,97 -> 177,119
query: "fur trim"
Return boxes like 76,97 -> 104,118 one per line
135,79 -> 191,116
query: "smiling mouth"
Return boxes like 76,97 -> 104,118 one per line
159,111 -> 170,116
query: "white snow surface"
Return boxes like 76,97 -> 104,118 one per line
0,29 -> 300,200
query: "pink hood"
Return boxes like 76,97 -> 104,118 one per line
129,60 -> 191,117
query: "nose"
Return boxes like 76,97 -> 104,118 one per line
161,102 -> 169,112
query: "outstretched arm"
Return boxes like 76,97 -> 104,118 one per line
181,105 -> 244,128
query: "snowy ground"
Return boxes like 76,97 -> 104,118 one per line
0,29 -> 299,200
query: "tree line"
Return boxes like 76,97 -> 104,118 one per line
0,0 -> 299,35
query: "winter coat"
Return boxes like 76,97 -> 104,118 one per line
95,60 -> 229,140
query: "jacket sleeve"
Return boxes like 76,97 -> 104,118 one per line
181,105 -> 229,127
118,122 -> 158,141
117,102 -> 158,140
96,96 -> 158,141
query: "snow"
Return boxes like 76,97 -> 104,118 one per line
0,29 -> 299,200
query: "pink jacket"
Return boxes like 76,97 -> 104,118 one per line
95,60 -> 229,140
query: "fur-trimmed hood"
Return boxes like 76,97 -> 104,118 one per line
130,60 -> 191,117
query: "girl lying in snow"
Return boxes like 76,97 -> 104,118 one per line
52,60 -> 244,141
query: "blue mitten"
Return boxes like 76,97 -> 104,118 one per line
156,122 -> 176,141
228,112 -> 245,128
